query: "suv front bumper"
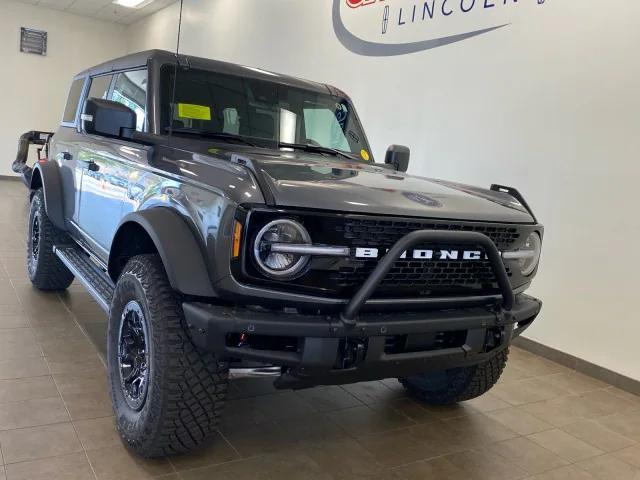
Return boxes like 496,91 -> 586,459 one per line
185,228 -> 542,389
183,294 -> 541,389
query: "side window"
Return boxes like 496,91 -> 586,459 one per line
87,75 -> 113,100
62,78 -> 85,125
109,70 -> 148,132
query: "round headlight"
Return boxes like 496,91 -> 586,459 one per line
253,219 -> 311,279
518,232 -> 542,276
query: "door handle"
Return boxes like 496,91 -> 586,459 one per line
77,158 -> 100,172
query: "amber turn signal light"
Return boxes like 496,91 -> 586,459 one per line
232,221 -> 242,258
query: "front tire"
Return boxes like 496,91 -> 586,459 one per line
399,349 -> 508,405
27,189 -> 74,291
107,254 -> 229,458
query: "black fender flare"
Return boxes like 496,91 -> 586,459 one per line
109,208 -> 216,298
30,162 -> 66,230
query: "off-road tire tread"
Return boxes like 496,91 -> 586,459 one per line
27,189 -> 74,290
399,349 -> 508,405
109,254 -> 228,458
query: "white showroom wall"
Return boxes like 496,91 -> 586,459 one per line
128,0 -> 640,380
0,0 -> 128,177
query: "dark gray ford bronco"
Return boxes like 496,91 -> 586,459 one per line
13,50 -> 542,457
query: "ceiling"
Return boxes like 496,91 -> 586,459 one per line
14,0 -> 177,25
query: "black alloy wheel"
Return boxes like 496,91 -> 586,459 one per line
30,214 -> 41,262
26,189 -> 74,290
118,300 -> 150,411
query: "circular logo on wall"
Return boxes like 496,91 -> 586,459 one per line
333,0 -> 547,57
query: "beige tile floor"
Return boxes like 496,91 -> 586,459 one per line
1,177 -> 639,479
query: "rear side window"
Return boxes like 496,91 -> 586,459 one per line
88,75 -> 113,100
62,78 -> 85,124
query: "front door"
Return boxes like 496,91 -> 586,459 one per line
76,139 -> 148,258
75,70 -> 149,260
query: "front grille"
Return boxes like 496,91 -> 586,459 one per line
337,218 -> 521,250
329,257 -> 512,295
330,218 -> 520,297
240,210 -> 535,300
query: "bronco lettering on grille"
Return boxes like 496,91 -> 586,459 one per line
354,248 -> 484,260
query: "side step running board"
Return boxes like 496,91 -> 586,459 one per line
54,245 -> 114,313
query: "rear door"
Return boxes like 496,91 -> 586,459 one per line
51,77 -> 86,225
75,69 -> 149,258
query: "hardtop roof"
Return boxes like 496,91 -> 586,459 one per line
74,49 -> 333,95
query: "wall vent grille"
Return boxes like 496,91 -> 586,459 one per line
20,27 -> 47,56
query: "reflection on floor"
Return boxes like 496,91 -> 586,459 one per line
0,177 -> 639,480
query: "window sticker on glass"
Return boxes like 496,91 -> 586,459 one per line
360,149 -> 370,161
178,103 -> 212,121
335,103 -> 348,130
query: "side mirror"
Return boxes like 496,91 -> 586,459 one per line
385,145 -> 410,172
82,98 -> 136,139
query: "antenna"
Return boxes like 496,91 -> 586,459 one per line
168,0 -> 184,143
175,0 -> 184,56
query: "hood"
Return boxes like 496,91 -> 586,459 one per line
247,153 -> 533,223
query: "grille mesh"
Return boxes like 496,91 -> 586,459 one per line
331,218 -> 521,296
330,259 -> 512,293
337,218 -> 520,250
242,210 -> 534,299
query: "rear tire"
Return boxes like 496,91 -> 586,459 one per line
399,349 -> 508,405
27,189 -> 74,291
107,254 -> 229,458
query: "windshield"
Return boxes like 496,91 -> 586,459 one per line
161,66 -> 373,161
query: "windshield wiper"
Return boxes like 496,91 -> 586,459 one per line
165,127 -> 259,147
278,142 -> 356,160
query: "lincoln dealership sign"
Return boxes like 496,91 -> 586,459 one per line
333,0 -> 546,56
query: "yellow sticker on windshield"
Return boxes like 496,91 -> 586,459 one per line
178,103 -> 211,121
360,149 -> 370,161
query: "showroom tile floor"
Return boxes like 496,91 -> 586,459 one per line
1,177 -> 640,479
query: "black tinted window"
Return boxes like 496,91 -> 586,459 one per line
88,75 -> 113,100
62,78 -> 85,124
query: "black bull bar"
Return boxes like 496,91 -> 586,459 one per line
340,229 -> 515,324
